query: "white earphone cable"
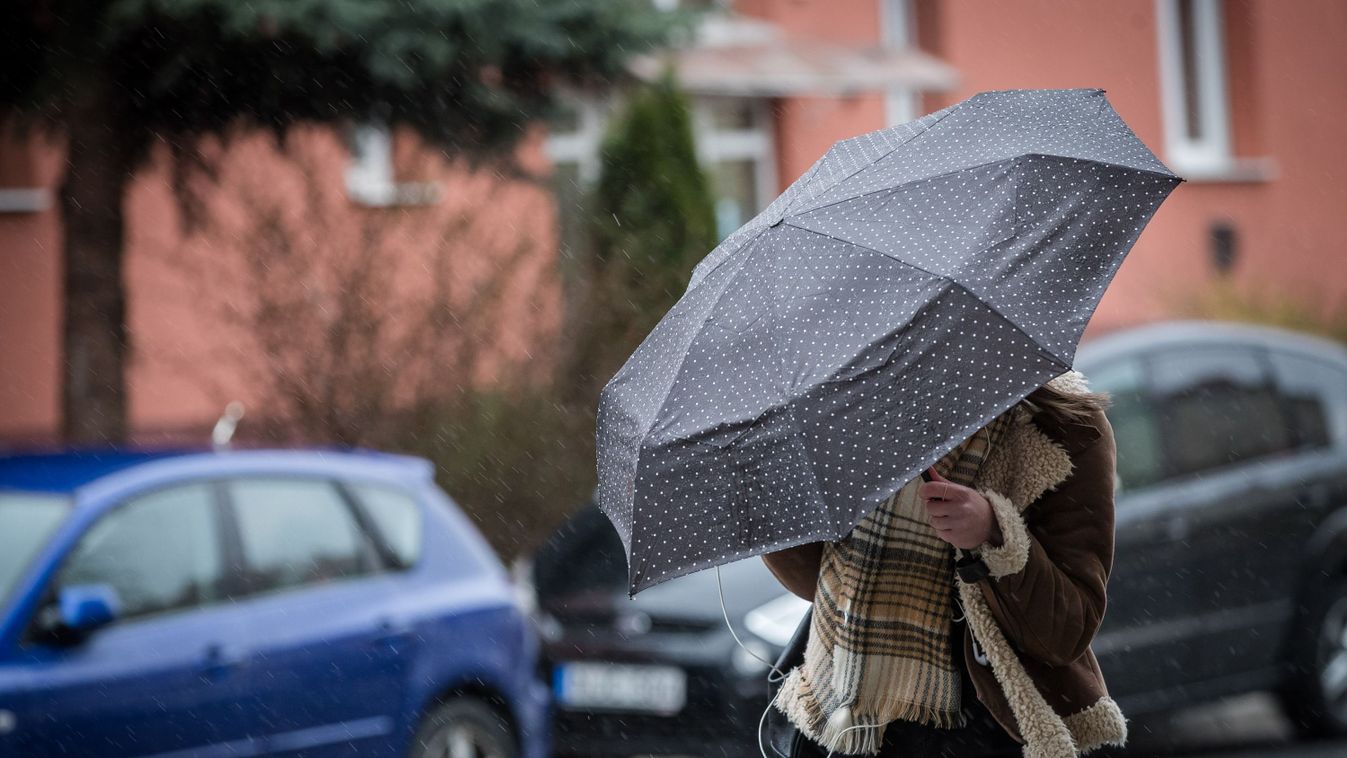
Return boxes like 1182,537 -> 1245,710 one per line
718,566 -> 882,758
716,565 -> 788,681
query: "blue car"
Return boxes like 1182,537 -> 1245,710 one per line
0,448 -> 548,758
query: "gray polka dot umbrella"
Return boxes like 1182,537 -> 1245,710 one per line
596,88 -> 1183,595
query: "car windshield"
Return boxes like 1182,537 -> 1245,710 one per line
0,492 -> 71,602
532,503 -> 627,599
533,502 -> 788,618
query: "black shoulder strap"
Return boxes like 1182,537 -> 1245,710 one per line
770,605 -> 812,689
765,605 -> 814,757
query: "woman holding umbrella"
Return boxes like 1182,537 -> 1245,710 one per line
595,90 -> 1178,757
762,371 -> 1124,757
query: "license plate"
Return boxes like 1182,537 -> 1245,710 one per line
553,662 -> 687,715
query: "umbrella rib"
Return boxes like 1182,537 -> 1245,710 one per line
1028,156 -> 1182,183
643,233 -> 777,437
1081,92 -> 1173,179
782,99 -> 969,217
781,218 -> 950,282
781,221 -> 1072,369
788,154 -> 1178,222
787,155 -> 1020,219
628,232 -> 782,581
776,152 -> 829,216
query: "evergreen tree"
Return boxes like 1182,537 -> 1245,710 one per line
2,0 -> 672,442
570,75 -> 717,396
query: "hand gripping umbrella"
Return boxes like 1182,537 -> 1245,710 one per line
596,88 -> 1182,595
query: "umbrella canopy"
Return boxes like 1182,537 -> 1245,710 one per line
597,88 -> 1183,595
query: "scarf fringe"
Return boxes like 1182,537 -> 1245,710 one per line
777,665 -> 969,756
824,697 -> 967,754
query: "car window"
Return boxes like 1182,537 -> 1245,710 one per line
1150,346 -> 1293,480
1268,350 -> 1344,452
1089,358 -> 1164,493
533,503 -> 627,599
58,484 -> 224,620
0,493 -> 70,604
229,478 -> 375,596
347,483 -> 422,568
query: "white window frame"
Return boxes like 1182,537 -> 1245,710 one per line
880,0 -> 920,127
692,96 -> 777,238
543,97 -> 612,185
1155,0 -> 1232,172
0,188 -> 49,213
545,93 -> 777,240
345,121 -> 439,207
0,133 -> 51,213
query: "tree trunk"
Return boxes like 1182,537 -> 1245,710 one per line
59,76 -> 134,444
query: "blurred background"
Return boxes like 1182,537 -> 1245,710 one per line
1,1 -> 1345,757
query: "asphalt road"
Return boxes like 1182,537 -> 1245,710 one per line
1096,692 -> 1347,758
642,692 -> 1347,758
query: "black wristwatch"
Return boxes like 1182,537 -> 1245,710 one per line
955,551 -> 992,583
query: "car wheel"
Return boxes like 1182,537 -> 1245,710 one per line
1280,575 -> 1347,739
409,698 -> 517,758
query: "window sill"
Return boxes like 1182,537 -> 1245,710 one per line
0,188 -> 52,214
346,181 -> 441,208
1170,156 -> 1277,184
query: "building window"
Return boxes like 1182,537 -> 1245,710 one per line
544,93 -> 776,242
1156,0 -> 1231,172
344,122 -> 439,207
544,97 -> 611,188
0,123 -> 51,214
880,0 -> 919,127
544,96 -> 613,254
693,97 -> 776,240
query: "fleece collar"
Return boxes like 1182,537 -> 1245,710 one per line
957,369 -> 1129,757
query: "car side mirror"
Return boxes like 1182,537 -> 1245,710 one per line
56,584 -> 120,639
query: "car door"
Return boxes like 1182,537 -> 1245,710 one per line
1249,350 -> 1347,666
1085,355 -> 1203,701
10,482 -> 251,756
1143,344 -> 1301,688
222,476 -> 413,755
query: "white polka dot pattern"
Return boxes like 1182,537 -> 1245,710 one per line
597,88 -> 1183,595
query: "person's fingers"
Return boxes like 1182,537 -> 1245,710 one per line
926,466 -> 950,482
919,477 -> 974,502
923,499 -> 957,517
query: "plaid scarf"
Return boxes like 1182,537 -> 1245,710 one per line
775,409 -> 1018,755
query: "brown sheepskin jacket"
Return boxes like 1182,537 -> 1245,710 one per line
763,370 -> 1127,757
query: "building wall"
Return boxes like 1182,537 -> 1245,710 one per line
739,0 -> 892,188
0,127 -> 559,445
747,0 -> 1347,340
0,130 -> 63,442
911,0 -> 1347,338
3,0 -> 1343,444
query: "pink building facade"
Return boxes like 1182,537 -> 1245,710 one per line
2,0 -> 1344,445
747,0 -> 1347,331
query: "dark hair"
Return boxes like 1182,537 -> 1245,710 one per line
1020,381 -> 1113,428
